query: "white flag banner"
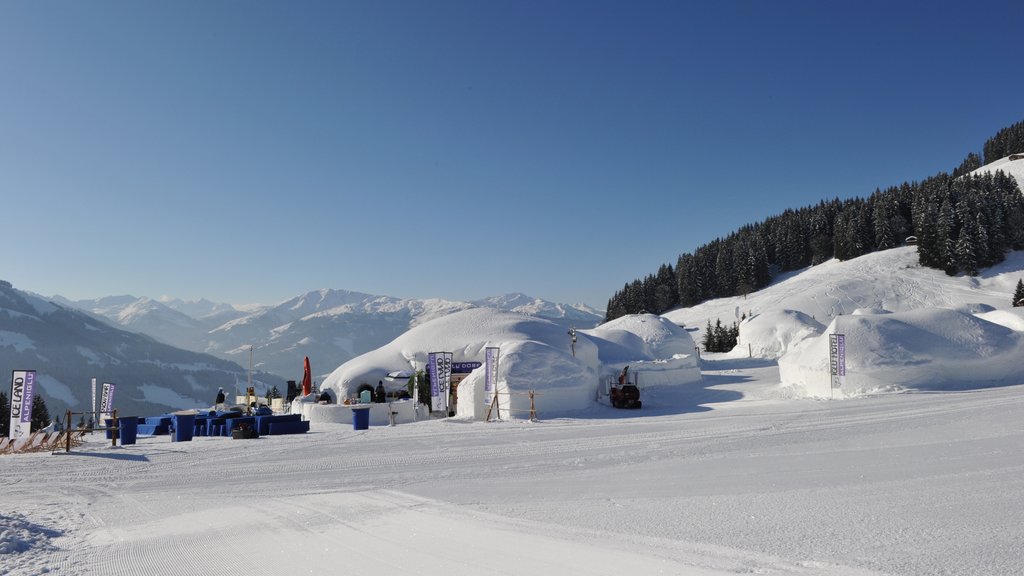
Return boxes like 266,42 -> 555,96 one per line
427,352 -> 453,414
100,382 -> 117,416
91,377 -> 97,419
428,352 -> 440,411
484,347 -> 499,406
829,334 -> 846,389
9,370 -> 37,441
438,352 -> 452,414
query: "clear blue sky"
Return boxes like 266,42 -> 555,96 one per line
2,0 -> 1022,310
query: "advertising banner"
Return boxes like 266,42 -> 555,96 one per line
452,362 -> 482,374
427,352 -> 453,413
484,347 -> 499,406
428,352 -> 440,410
91,377 -> 97,418
100,382 -> 117,416
439,352 -> 452,414
829,334 -> 846,389
8,370 -> 36,440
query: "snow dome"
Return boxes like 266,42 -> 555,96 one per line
320,310 -> 701,420
737,309 -> 825,359
778,308 -> 1024,397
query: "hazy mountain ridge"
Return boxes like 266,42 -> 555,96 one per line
54,288 -> 606,381
2,282 -> 283,419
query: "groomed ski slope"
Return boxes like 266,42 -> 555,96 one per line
3,358 -> 1023,576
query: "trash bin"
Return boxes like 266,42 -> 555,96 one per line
352,407 -> 370,431
118,417 -> 138,445
172,414 -> 196,442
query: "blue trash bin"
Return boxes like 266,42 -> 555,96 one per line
118,417 -> 138,445
172,414 -> 195,442
352,407 -> 370,431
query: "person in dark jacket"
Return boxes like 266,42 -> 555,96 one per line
374,381 -> 386,403
215,388 -> 226,410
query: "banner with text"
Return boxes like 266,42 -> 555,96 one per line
8,370 -> 36,440
428,352 -> 453,414
829,334 -> 846,389
428,353 -> 440,411
100,382 -> 117,416
439,352 -> 452,414
484,347 -> 499,406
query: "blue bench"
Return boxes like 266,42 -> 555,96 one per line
137,416 -> 172,436
205,419 -> 225,436
268,420 -> 310,435
255,414 -> 302,436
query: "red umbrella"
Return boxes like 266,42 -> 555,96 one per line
302,356 -> 312,396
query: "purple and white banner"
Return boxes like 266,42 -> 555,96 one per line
91,377 -> 97,418
439,352 -> 452,414
9,370 -> 36,440
484,347 -> 499,406
428,352 -> 453,413
100,382 -> 116,416
829,334 -> 846,389
428,352 -> 440,409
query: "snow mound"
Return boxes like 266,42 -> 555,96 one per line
778,308 -> 1024,397
738,309 -> 825,359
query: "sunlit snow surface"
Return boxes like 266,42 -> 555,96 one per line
3,365 -> 1023,575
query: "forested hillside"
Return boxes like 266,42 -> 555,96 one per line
606,119 -> 1024,321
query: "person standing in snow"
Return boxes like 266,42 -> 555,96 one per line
375,381 -> 386,403
215,388 -> 226,410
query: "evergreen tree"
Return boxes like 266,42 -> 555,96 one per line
31,394 -> 50,431
955,219 -> 978,276
952,152 -> 982,178
937,195 -> 958,275
702,320 -> 715,352
1014,279 -> 1024,307
983,119 -> 1024,164
610,120 -> 1024,314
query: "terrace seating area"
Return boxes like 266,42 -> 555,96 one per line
136,411 -> 309,441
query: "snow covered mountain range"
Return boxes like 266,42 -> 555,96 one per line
0,281 -> 284,420
52,290 -> 605,382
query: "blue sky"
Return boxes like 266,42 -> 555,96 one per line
2,1 -> 1022,310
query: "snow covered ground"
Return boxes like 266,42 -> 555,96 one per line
3,359 -> 1023,575
5,245 -> 1024,575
